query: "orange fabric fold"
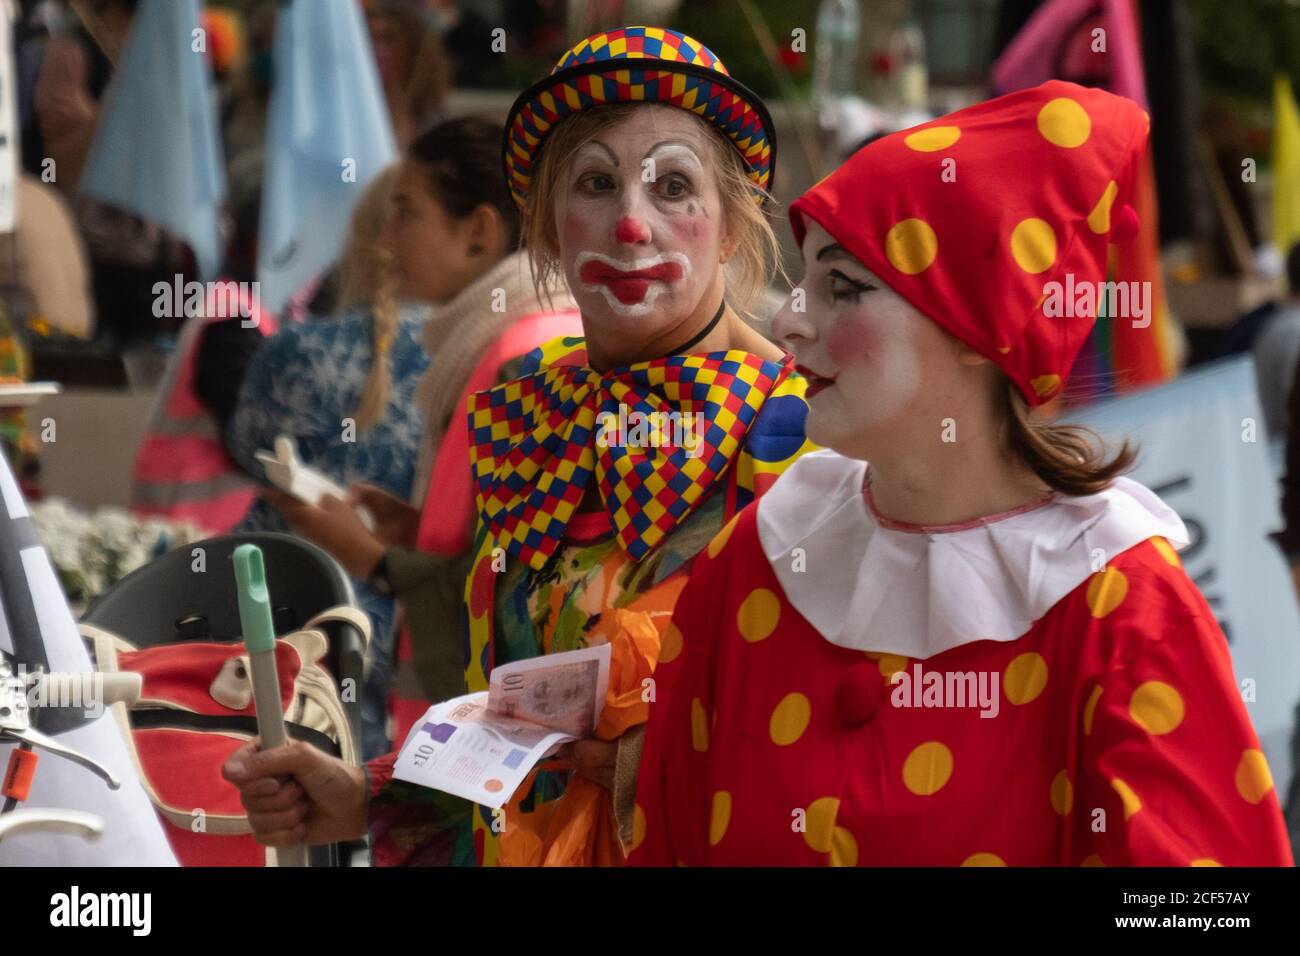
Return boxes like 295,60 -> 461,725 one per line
498,609 -> 662,866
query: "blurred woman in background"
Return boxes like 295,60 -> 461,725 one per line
239,116 -> 580,760
366,0 -> 452,149
225,163 -> 424,761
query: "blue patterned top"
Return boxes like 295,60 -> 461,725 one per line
226,302 -> 432,758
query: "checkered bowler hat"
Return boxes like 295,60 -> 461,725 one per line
503,26 -> 776,208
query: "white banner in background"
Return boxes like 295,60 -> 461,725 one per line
1072,356 -> 1300,797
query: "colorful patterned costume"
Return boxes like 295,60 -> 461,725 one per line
366,337 -> 812,865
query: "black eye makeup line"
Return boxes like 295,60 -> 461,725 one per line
828,269 -> 876,295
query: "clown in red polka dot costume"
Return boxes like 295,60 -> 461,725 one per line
629,81 -> 1293,867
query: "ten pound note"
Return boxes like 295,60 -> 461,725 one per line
393,644 -> 612,808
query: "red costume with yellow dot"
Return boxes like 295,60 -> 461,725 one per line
629,81 -> 1294,867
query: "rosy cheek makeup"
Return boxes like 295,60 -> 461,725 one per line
826,313 -> 878,363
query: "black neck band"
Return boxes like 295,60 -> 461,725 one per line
657,297 -> 727,360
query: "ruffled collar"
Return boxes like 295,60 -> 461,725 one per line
755,449 -> 1189,658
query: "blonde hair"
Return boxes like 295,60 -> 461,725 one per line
337,166 -> 400,431
337,167 -> 398,312
522,103 -> 783,321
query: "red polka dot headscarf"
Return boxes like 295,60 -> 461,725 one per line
788,80 -> 1149,406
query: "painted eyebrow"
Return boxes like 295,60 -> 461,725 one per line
646,140 -> 704,162
574,140 -> 619,166
815,243 -> 854,262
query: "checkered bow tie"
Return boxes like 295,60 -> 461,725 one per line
468,350 -> 790,570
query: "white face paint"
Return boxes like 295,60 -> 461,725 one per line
771,219 -> 967,461
573,250 -> 693,316
553,105 -> 728,360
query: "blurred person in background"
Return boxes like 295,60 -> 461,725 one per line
245,116 -> 579,759
1255,244 -> 1300,446
31,0 -> 134,198
34,0 -> 192,347
224,164 -> 420,760
423,0 -> 497,87
223,1 -> 276,226
366,0 -> 452,150
0,173 -> 97,495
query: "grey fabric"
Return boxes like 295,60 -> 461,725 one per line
1252,305 -> 1300,440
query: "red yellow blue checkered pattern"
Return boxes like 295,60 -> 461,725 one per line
503,26 -> 775,207
468,349 -> 791,570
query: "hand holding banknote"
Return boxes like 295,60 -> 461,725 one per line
555,739 -> 617,791
393,645 -> 613,808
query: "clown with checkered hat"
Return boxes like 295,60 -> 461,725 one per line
355,27 -> 815,867
631,80 -> 1293,867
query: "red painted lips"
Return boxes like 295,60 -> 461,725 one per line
579,260 -> 685,304
796,364 -> 838,398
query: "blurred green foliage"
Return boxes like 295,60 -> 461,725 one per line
1195,0 -> 1300,104
669,0 -> 820,99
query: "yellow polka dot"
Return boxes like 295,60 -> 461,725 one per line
1031,374 -> 1062,399
1087,180 -> 1118,234
769,692 -> 812,746
1083,684 -> 1103,735
830,826 -> 858,867
630,804 -> 646,853
876,654 -> 909,679
1010,217 -> 1058,274
1235,749 -> 1274,804
709,791 -> 731,845
803,797 -> 840,852
961,852 -> 1006,866
1111,778 -> 1141,820
885,218 -> 938,275
902,741 -> 953,796
997,345 -> 1012,354
1080,854 -> 1106,867
707,513 -> 740,559
1191,858 -> 1222,867
1129,681 -> 1185,735
1050,770 -> 1074,815
658,621 -> 683,664
736,588 -> 780,643
1149,536 -> 1181,567
904,125 -> 961,152
690,697 -> 709,752
1037,96 -> 1092,148
1086,566 -> 1129,618
1004,652 -> 1049,705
